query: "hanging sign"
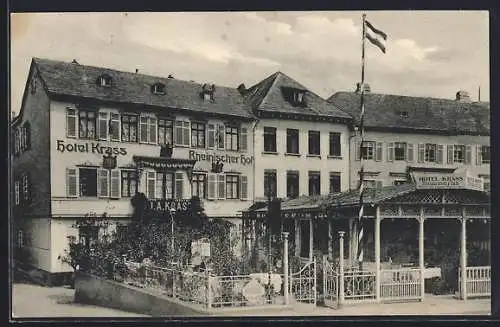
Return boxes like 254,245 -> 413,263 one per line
133,156 -> 196,170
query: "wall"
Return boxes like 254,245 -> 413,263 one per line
49,103 -> 255,219
74,272 -> 212,316
254,118 -> 350,199
349,131 -> 490,189
23,218 -> 52,271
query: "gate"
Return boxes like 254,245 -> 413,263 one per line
289,257 -> 317,304
322,255 -> 339,308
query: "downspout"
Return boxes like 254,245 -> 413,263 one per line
251,119 -> 259,204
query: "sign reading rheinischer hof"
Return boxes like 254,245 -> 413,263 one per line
413,172 -> 484,191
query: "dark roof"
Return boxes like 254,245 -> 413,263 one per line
244,72 -> 351,120
32,58 -> 254,120
327,92 -> 490,135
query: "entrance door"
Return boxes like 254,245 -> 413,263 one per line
300,220 -> 310,258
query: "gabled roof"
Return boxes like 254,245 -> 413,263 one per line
327,92 -> 490,135
31,58 -> 254,120
243,72 -> 351,120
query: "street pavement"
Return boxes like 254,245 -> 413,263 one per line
12,282 -> 490,318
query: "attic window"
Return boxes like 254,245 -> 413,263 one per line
152,83 -> 166,95
282,87 -> 306,106
98,74 -> 113,87
294,91 -> 305,104
398,110 -> 409,118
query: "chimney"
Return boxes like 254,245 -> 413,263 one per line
237,83 -> 246,95
201,83 -> 215,101
71,59 -> 79,64
135,69 -> 139,74
456,90 -> 471,103
355,82 -> 371,94
168,74 -> 174,79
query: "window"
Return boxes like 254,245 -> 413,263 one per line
240,175 -> 248,200
109,113 -> 120,141
286,129 -> 299,154
207,124 -> 216,149
308,131 -> 320,155
121,170 -> 138,197
67,108 -> 77,138
175,172 -> 184,199
110,170 -> 121,198
217,174 -> 225,199
146,171 -> 156,199
156,172 -> 174,199
217,124 -> 225,149
14,129 -> 20,155
264,127 -> 277,152
98,74 -> 112,87
98,169 -> 109,198
425,144 -> 436,163
225,126 -> 239,151
19,122 -> 31,151
264,170 -> 277,198
453,145 -> 465,163
78,110 -> 96,139
481,146 -> 491,164
121,114 -> 138,142
329,132 -> 341,157
226,175 -> 239,199
286,171 -> 299,199
158,119 -> 173,146
140,116 -> 157,144
392,142 -> 406,161
175,121 -> 190,146
17,230 -> 23,248
329,172 -> 341,194
67,168 -> 78,197
394,180 -> 407,186
98,112 -> 108,140
192,173 -> 206,199
152,83 -> 165,95
79,226 -> 99,250
14,180 -> 20,205
293,91 -> 305,104
79,168 -> 97,197
207,174 -> 217,200
22,173 -> 30,202
239,127 -> 248,152
308,171 -> 321,196
191,123 -> 206,148
361,141 -> 375,160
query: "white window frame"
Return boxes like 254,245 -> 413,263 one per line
66,168 -> 79,198
66,108 -> 77,138
98,169 -> 109,198
14,180 -> 20,205
140,116 -> 158,144
175,172 -> 184,199
361,141 -> 375,160
394,142 -> 407,161
109,113 -> 121,142
217,174 -> 226,199
207,173 -> 217,200
240,175 -> 248,200
453,144 -> 465,163
424,143 -> 437,163
98,112 -> 108,141
481,145 -> 490,164
174,120 -> 190,147
225,174 -> 240,199
110,169 -> 121,198
146,170 -> 156,199
239,127 -> 248,152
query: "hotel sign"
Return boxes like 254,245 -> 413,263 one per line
57,139 -> 127,155
413,173 -> 484,191
189,150 -> 254,166
133,156 -> 196,170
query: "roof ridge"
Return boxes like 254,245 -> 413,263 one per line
330,90 -> 488,104
33,57 -> 238,91
258,71 -> 281,109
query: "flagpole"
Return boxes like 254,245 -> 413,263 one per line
356,13 -> 367,271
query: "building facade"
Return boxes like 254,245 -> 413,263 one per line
12,58 -> 255,284
328,87 -> 490,191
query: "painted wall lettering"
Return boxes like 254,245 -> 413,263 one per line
56,139 -> 127,156
189,150 -> 254,166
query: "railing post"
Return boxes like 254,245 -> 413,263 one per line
282,232 -> 290,305
206,268 -> 212,308
339,231 -> 345,307
460,214 -> 468,300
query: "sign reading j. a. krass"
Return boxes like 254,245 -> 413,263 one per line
413,172 -> 484,191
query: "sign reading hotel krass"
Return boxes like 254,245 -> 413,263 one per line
56,139 -> 127,155
413,173 -> 484,191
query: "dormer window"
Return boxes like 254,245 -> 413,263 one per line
397,110 -> 409,118
98,74 -> 113,87
294,91 -> 305,104
200,83 -> 215,102
152,83 -> 166,95
282,87 -> 306,106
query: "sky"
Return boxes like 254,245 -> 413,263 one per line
10,11 -> 489,114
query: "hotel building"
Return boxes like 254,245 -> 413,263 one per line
11,58 -> 255,284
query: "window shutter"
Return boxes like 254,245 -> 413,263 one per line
387,142 -> 394,162
437,145 -> 444,164
149,117 -> 157,144
147,171 -> 156,199
406,143 -> 414,162
98,169 -> 109,198
66,168 -> 78,197
14,181 -> 20,205
66,108 -> 77,138
418,144 -> 425,163
207,124 -> 216,149
476,145 -> 482,165
98,112 -> 108,140
375,142 -> 383,162
207,174 -> 216,200
217,174 -> 225,199
447,145 -> 453,164
183,121 -> 190,146
175,172 -> 184,199
25,173 -> 32,204
239,127 -> 248,152
355,141 -> 361,161
110,169 -> 121,198
25,123 -> 31,150
174,121 -> 182,146
240,175 -> 248,200
110,113 -> 120,141
465,145 -> 472,165
140,117 -> 148,143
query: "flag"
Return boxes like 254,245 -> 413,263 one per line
365,20 -> 387,53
